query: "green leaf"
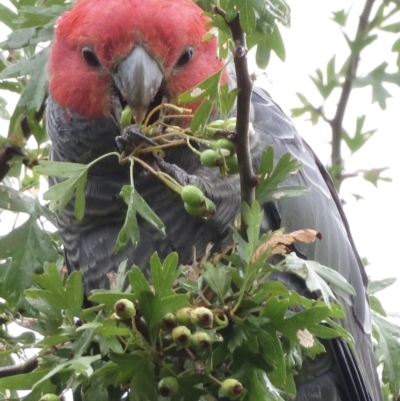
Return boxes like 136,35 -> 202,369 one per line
190,99 -> 213,134
353,62 -> 392,109
40,161 -> 88,219
35,161 -> 88,178
246,369 -> 285,401
88,291 -> 137,309
150,252 -> 179,298
116,185 -> 165,252
258,331 -> 286,388
342,116 -> 376,155
0,47 -> 48,79
0,4 -> 18,29
370,295 -> 387,317
0,217 -> 58,310
361,167 -> 392,187
0,366 -> 52,391
331,9 -> 348,27
256,148 -> 305,203
0,185 -> 54,221
178,68 -> 223,104
203,262 -> 231,303
373,312 -> 400,396
129,355 -> 158,401
219,84 -> 238,117
236,0 -> 256,35
285,253 -> 355,308
368,277 -> 397,295
66,271 -> 84,313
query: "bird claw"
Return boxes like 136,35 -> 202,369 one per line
155,156 -> 193,186
116,125 -> 157,155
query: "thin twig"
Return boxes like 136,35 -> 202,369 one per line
330,0 -> 376,187
0,355 -> 39,378
214,7 -> 256,238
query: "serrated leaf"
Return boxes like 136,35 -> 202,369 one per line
129,356 -> 158,401
116,185 -> 165,252
342,115 -> 376,155
0,217 -> 58,310
203,262 -> 231,302
36,160 -> 88,178
178,69 -> 222,104
0,47 -> 48,79
150,252 -> 179,298
236,0 -> 256,35
258,331 -> 286,388
0,185 -> 54,221
373,312 -> 400,396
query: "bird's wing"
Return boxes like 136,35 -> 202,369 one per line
250,85 -> 381,401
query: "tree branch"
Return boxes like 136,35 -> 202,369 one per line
214,8 -> 256,236
330,0 -> 376,187
0,355 -> 38,378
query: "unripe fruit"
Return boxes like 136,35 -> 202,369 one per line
114,298 -> 136,319
120,107 -> 132,129
212,138 -> 235,154
225,155 -> 239,174
200,149 -> 222,167
158,376 -> 179,397
219,378 -> 244,399
162,312 -> 177,329
39,395 -> 59,401
171,325 -> 191,346
190,331 -> 212,352
181,185 -> 205,207
190,307 -> 213,328
175,307 -> 193,327
184,198 -> 216,219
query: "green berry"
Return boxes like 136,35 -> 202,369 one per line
190,331 -> 212,352
200,149 -> 222,167
219,378 -> 244,399
39,395 -> 59,401
162,312 -> 177,329
158,376 -> 179,397
181,185 -> 205,207
175,307 -> 193,327
172,325 -> 191,346
114,298 -> 136,319
120,107 -> 132,129
190,307 -> 213,328
184,198 -> 216,219
225,155 -> 239,174
212,138 -> 235,154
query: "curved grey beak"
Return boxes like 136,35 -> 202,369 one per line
113,46 -> 163,125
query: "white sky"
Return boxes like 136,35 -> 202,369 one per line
0,0 -> 399,313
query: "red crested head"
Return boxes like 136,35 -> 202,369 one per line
48,0 -> 225,119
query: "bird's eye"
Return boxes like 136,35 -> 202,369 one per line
82,47 -> 101,67
176,47 -> 193,67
